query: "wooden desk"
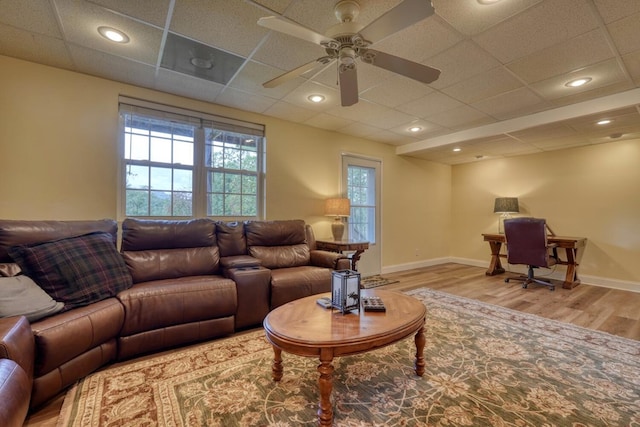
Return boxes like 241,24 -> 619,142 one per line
316,239 -> 369,271
482,233 -> 587,289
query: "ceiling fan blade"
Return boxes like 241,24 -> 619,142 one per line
363,49 -> 440,85
257,16 -> 333,46
263,58 -> 334,88
339,66 -> 359,107
359,0 -> 435,44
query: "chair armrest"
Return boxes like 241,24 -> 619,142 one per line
310,250 -> 347,269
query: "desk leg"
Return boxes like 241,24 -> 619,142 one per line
562,248 -> 581,289
486,241 -> 505,276
350,249 -> 365,271
317,349 -> 334,426
414,324 -> 426,377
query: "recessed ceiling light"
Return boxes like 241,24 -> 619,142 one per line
565,77 -> 591,88
477,0 -> 502,4
453,147 -> 461,152
409,126 -> 422,132
596,119 -> 612,125
98,26 -> 129,43
308,94 -> 325,103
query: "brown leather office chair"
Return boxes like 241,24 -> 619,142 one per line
504,217 -> 558,291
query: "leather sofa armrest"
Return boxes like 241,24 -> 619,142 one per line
0,359 -> 31,427
220,255 -> 262,273
309,250 -> 346,269
0,316 -> 35,380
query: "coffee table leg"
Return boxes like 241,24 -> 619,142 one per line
414,325 -> 426,376
317,351 -> 334,426
272,346 -> 283,381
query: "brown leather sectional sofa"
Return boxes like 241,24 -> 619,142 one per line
0,218 -> 349,426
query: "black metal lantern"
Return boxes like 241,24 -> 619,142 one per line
331,269 -> 361,314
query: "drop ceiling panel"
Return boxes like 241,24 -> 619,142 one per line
155,68 -> 225,102
441,66 -> 523,104
426,105 -> 494,130
0,25 -> 73,70
593,0 -> 640,24
170,0 -> 268,57
263,100 -> 318,123
606,12 -> 640,55
433,0 -> 542,36
426,40 -> 502,90
396,91 -> 464,119
473,0 -> 600,63
215,87 -> 278,114
88,0 -> 172,27
472,87 -> 549,120
360,75 -> 433,107
531,59 -> 629,100
0,0 -> 61,37
507,29 -> 616,84
56,1 -> 163,66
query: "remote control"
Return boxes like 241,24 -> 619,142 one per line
316,297 -> 332,309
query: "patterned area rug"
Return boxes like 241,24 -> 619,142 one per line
360,274 -> 399,288
57,288 -> 640,426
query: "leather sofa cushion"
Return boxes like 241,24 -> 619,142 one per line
216,221 -> 246,256
121,218 -> 216,251
269,266 -> 331,309
245,219 -> 306,246
122,246 -> 220,283
249,244 -> 310,269
117,276 -> 237,336
30,298 -> 124,376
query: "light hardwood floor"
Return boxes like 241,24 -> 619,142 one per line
23,263 -> 640,426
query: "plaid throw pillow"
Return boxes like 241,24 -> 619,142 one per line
8,232 -> 132,310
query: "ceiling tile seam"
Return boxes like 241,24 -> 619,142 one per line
154,0 -> 176,79
49,0 -> 77,70
584,0 -> 634,85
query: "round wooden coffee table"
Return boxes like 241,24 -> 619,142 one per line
263,289 -> 426,426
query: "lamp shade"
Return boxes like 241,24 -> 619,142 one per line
493,197 -> 519,213
325,198 -> 350,217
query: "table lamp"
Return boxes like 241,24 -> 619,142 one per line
493,197 -> 519,233
325,198 -> 350,241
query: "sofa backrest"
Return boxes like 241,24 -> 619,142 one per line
0,219 -> 118,277
244,220 -> 310,269
120,218 -> 220,283
215,221 -> 247,257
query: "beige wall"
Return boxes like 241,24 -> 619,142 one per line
0,55 -> 451,269
451,140 -> 640,285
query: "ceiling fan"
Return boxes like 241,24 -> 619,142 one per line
257,0 -> 441,107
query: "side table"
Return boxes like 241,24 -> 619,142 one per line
316,239 -> 369,271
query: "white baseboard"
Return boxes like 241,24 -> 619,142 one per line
382,257 -> 640,294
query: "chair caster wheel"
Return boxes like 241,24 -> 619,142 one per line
522,284 -> 528,289
505,278 -> 510,283
550,287 -> 555,291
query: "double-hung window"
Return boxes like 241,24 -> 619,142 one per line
119,98 -> 265,219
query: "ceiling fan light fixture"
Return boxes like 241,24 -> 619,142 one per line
308,94 -> 325,103
97,26 -> 129,43
565,77 -> 591,88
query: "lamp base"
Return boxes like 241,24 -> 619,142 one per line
331,218 -> 345,241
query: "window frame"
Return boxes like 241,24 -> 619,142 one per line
118,97 -> 265,220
